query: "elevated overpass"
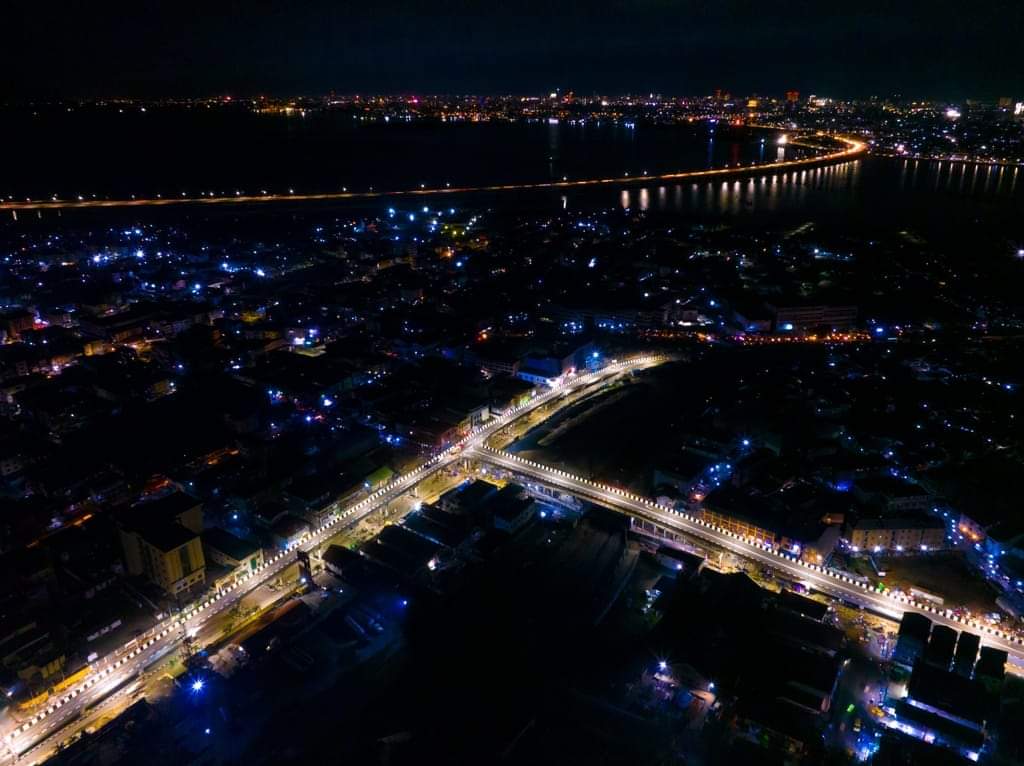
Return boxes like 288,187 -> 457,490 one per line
3,355 -> 668,762
473,445 -> 1024,664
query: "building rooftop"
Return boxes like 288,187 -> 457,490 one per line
776,589 -> 829,622
140,521 -> 197,553
202,527 -> 259,562
128,491 -> 202,527
322,544 -> 362,571
907,662 -> 991,727
852,515 -> 944,531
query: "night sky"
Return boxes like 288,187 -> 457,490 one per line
6,0 -> 1023,99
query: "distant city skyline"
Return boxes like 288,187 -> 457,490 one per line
6,0 -> 1023,100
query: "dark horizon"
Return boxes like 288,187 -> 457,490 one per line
6,0 -> 1023,102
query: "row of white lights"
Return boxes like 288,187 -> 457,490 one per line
479,446 -> 1024,649
2,133 -> 864,211
6,355 -> 665,747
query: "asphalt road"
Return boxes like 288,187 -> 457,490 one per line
3,355 -> 667,763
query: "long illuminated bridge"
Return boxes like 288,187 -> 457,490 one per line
1,133 -> 865,213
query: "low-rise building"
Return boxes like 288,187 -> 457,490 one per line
270,514 -> 311,550
700,486 -> 841,562
854,476 -> 932,512
952,632 -> 980,677
894,612 -> 932,667
117,492 -> 205,597
321,544 -> 363,580
848,516 -> 945,553
202,528 -> 263,578
770,303 -> 857,333
488,484 -> 536,533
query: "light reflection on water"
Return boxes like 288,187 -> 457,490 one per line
20,156 -> 1021,235
609,158 -> 1021,228
618,161 -> 862,213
